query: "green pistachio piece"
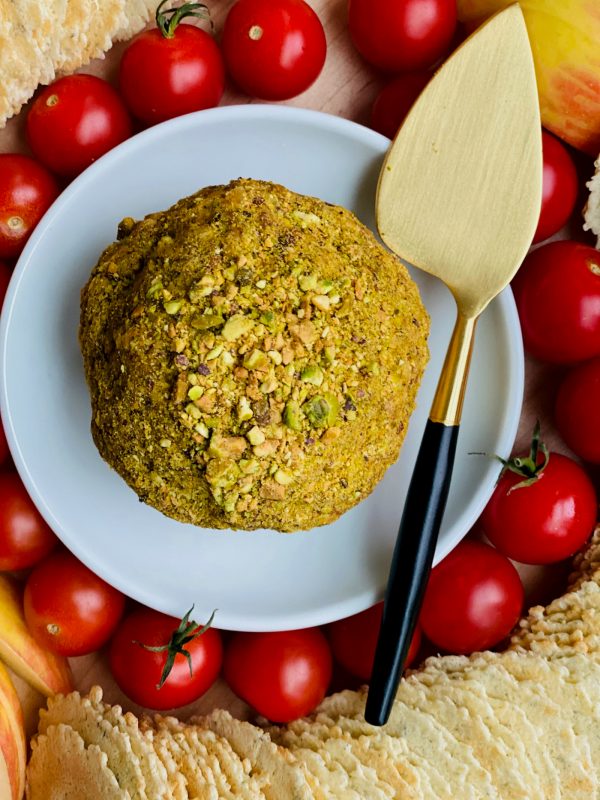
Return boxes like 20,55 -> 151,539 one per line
302,393 -> 339,428
243,349 -> 269,371
323,345 -> 336,365
222,314 -> 254,341
191,313 -> 224,330
247,426 -> 266,446
237,397 -> 253,421
283,401 -> 303,431
317,279 -> 334,294
301,364 -> 324,386
164,299 -> 183,315
187,386 -> 203,401
298,274 -> 318,292
185,403 -> 202,420
146,277 -> 163,298
274,469 -> 293,486
259,310 -> 276,328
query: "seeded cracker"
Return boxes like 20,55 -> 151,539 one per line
26,723 -> 129,799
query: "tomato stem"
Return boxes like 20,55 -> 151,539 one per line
134,606 -> 216,689
497,420 -> 550,492
155,0 -> 212,38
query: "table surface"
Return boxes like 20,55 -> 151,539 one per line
1,0 -> 597,739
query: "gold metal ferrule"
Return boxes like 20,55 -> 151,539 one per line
430,313 -> 477,427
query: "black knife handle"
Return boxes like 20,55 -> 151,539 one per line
365,419 -> 459,726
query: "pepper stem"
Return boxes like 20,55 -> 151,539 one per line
134,606 -> 217,689
155,0 -> 212,38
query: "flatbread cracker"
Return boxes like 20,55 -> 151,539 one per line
85,687 -> 173,800
194,710 -> 312,800
39,691 -> 147,799
0,0 -> 165,125
26,723 -> 129,799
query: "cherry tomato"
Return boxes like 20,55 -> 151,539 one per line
0,155 -> 59,259
0,473 -> 58,571
24,550 -> 125,656
328,602 -> 421,681
109,606 -> 222,709
481,427 -> 598,565
533,131 -> 578,244
420,540 -> 524,654
26,75 -> 132,178
0,260 -> 10,309
348,0 -> 456,73
120,3 -> 224,125
512,241 -> 600,364
222,0 -> 326,101
224,629 -> 332,722
555,357 -> 600,464
371,73 -> 431,139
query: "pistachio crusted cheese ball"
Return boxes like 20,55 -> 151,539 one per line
80,179 -> 429,531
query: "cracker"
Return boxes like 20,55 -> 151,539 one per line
0,0 -> 161,125
511,579 -> 600,659
86,687 -> 173,800
424,652 -> 597,799
195,710 -> 312,800
39,691 -> 147,799
26,723 -> 129,799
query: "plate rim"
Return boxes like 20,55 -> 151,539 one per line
0,104 -> 524,630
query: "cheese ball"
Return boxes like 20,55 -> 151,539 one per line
80,179 -> 429,531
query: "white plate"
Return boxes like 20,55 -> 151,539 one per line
0,105 -> 523,632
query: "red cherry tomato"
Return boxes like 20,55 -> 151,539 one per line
420,540 -> 524,654
371,73 -> 431,139
109,607 -> 222,709
0,473 -> 58,571
328,602 -> 421,681
533,131 -> 578,244
27,75 -> 131,179
512,241 -> 600,364
120,3 -> 224,126
0,155 -> 59,259
348,0 -> 456,73
555,357 -> 600,463
24,550 -> 125,656
0,260 -> 10,309
222,0 -> 326,101
224,629 -> 332,722
481,427 -> 597,564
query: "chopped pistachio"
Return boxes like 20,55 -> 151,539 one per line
260,480 -> 286,500
301,364 -> 324,386
302,393 -> 339,428
260,376 -> 278,394
259,310 -> 276,328
323,345 -> 336,365
237,397 -> 253,421
243,349 -> 269,371
283,401 -> 303,431
253,439 -> 279,457
187,386 -> 203,401
318,279 -> 334,294
368,361 -> 381,376
208,434 -> 247,460
164,299 -> 183,315
221,350 -> 235,367
274,468 -> 293,486
312,295 -> 331,312
222,314 -> 254,341
293,210 -> 321,225
247,426 -> 265,446
185,403 -> 202,420
298,274 -> 318,292
159,438 -> 172,448
256,279 -> 267,289
191,313 -> 224,330
146,277 -> 163,298
194,422 -> 209,438
206,345 -> 223,360
268,350 -> 283,365
239,458 -> 259,475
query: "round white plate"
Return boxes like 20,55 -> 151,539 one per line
0,105 -> 523,632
